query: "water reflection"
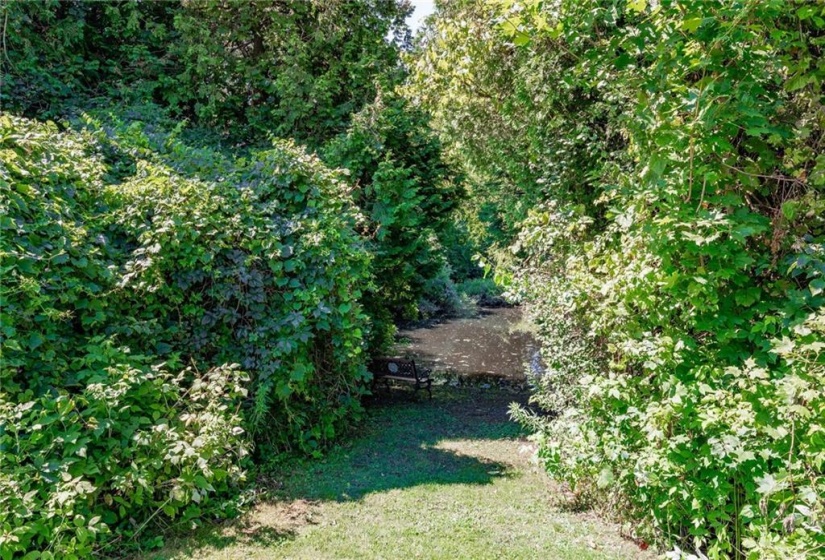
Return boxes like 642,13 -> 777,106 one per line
394,307 -> 542,381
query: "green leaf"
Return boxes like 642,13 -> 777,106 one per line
28,332 -> 44,349
681,18 -> 703,33
291,363 -> 306,382
734,287 -> 760,307
513,32 -> 531,47
781,201 -> 798,221
810,278 -> 824,296
597,468 -> 615,488
755,474 -> 786,496
627,0 -> 647,13
786,73 -> 811,92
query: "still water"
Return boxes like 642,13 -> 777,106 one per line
394,307 -> 541,381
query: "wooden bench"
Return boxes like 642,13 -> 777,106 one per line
369,357 -> 432,398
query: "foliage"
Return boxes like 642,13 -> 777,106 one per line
456,278 -> 505,306
171,0 -> 410,145
2,0 -> 456,353
98,110 -> 372,454
2,0 -> 410,146
0,356 -> 248,559
0,112 -> 372,555
406,0 -> 619,241
418,265 -> 462,319
1,0 -> 177,117
323,92 -> 463,348
414,0 -> 825,558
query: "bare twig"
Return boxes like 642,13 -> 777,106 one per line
719,160 -> 808,190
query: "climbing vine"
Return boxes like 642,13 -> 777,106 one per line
411,1 -> 825,557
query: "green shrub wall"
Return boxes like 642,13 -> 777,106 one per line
411,1 -> 825,557
0,112 -> 371,556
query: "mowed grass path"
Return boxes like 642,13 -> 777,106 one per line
150,387 -> 651,560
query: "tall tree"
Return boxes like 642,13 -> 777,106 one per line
3,0 -> 411,147
324,91 -> 464,348
2,0 -> 177,116
171,0 -> 411,145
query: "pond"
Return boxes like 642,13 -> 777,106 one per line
394,307 -> 542,382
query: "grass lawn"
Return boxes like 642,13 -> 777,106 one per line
147,387 -> 651,560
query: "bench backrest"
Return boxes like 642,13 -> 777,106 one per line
369,357 -> 421,380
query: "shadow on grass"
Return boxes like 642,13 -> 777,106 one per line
277,386 -> 528,502
147,387 -> 527,559
189,523 -> 292,549
143,514 -> 297,559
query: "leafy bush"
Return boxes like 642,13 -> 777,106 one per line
414,0 -> 825,557
323,93 -> 463,349
419,266 -> 462,319
511,204 -> 825,559
0,353 -> 248,559
504,2 -> 825,557
456,278 -> 504,306
1,111 -> 371,555
94,112 -> 373,453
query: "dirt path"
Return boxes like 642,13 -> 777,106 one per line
396,307 -> 539,380
150,388 -> 652,560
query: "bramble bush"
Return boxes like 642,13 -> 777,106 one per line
0,355 -> 249,559
0,112 -> 371,555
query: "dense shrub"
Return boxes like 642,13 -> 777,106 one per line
413,0 -> 825,557
510,2 -> 825,557
419,266 -> 462,319
0,356 -> 248,559
511,201 -> 825,559
323,93 -> 463,348
456,278 -> 505,307
0,2 -> 453,556
0,112 -> 371,555
93,112 -> 372,453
